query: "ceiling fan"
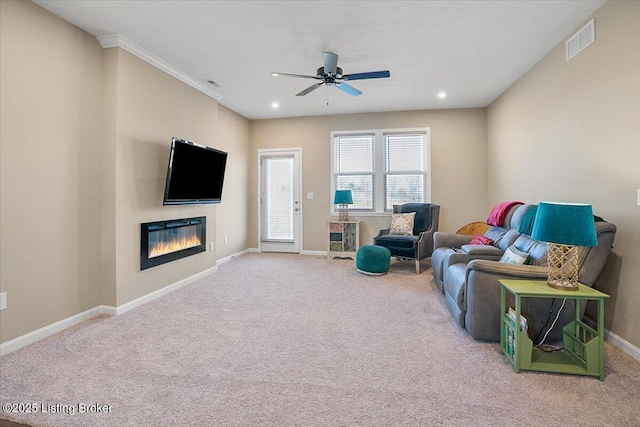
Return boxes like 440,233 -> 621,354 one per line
271,52 -> 390,97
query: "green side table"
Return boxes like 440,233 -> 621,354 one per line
499,279 -> 609,381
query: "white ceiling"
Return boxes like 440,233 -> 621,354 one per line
33,0 -> 606,120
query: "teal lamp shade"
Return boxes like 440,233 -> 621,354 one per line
531,202 -> 597,246
334,190 -> 353,221
334,190 -> 353,205
531,202 -> 597,291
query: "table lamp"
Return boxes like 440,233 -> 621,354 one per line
531,202 -> 598,291
334,190 -> 353,221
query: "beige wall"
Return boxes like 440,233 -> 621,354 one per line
0,0 -> 104,341
108,49 -> 220,306
0,1 -> 251,343
249,109 -> 488,251
487,0 -> 640,348
215,106 -> 251,259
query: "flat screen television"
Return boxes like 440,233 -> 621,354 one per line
163,137 -> 228,205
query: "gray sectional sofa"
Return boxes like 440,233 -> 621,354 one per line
431,203 -> 617,342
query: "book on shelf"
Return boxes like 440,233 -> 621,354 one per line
507,307 -> 528,333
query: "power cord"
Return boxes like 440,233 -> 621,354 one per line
536,298 -> 567,346
533,299 -> 555,344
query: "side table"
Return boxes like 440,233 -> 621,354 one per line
327,220 -> 360,260
499,279 -> 609,380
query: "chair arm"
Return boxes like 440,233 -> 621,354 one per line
417,230 -> 435,258
375,229 -> 390,239
433,232 -> 473,250
466,260 -> 549,279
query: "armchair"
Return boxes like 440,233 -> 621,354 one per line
374,203 -> 440,273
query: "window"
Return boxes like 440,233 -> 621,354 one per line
333,134 -> 375,210
331,128 -> 430,214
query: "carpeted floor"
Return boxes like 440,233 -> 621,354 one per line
1,253 -> 639,426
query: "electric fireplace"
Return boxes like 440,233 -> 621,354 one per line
140,217 -> 206,270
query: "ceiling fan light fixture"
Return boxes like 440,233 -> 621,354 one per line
438,92 -> 447,99
271,102 -> 279,108
272,52 -> 390,98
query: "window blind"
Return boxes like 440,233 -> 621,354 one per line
333,135 -> 375,210
384,133 -> 428,210
261,156 -> 294,242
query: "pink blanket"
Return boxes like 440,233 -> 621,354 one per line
486,201 -> 523,226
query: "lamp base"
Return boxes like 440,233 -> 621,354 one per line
547,243 -> 580,291
338,204 -> 349,221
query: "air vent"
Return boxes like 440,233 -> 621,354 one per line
566,19 -> 595,61
206,80 -> 220,87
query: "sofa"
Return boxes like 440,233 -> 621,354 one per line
431,203 -> 616,342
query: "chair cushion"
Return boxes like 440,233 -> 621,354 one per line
389,212 -> 415,236
375,234 -> 419,250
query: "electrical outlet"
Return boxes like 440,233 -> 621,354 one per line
224,235 -> 228,243
209,243 -> 214,252
0,292 -> 6,311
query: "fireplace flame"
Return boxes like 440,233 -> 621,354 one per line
149,235 -> 202,258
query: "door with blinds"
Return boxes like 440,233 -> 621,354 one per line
259,149 -> 301,253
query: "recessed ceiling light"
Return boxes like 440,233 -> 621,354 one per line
271,102 -> 279,108
438,92 -> 447,99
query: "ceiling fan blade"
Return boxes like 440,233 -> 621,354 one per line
323,52 -> 339,76
343,70 -> 390,81
335,82 -> 362,97
296,82 -> 324,96
271,72 -> 321,80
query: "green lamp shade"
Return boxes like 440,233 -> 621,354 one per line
334,190 -> 353,205
531,202 -> 598,246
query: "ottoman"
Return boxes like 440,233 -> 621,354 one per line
356,245 -> 391,275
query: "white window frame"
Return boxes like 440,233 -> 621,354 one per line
330,128 -> 431,216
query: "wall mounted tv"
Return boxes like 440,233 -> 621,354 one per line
163,137 -> 228,205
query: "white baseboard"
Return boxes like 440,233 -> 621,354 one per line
114,265 -> 217,315
216,248 -> 259,265
0,305 -> 106,356
606,329 -> 640,361
0,266 -> 218,356
301,250 -> 327,256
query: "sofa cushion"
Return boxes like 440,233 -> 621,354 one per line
495,229 -> 521,251
513,235 -> 548,266
460,244 -> 503,256
444,263 -> 467,311
389,212 -> 415,236
509,204 -> 535,232
499,245 -> 529,265
483,227 -> 507,244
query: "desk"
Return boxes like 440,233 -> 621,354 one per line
499,279 -> 609,380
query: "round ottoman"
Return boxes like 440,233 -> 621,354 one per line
356,245 -> 391,275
